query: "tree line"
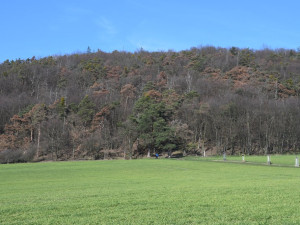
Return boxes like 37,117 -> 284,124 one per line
1,46 -> 300,163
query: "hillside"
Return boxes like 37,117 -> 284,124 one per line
1,46 -> 300,162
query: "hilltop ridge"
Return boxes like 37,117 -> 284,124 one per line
1,46 -> 300,163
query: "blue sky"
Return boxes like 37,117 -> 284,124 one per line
1,0 -> 300,62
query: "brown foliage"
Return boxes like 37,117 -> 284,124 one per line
120,84 -> 136,98
144,90 -> 162,100
106,66 -> 122,80
202,67 -> 221,79
90,82 -> 104,90
278,84 -> 296,97
92,106 -> 112,130
156,71 -> 167,88
92,89 -> 110,96
0,114 -> 31,151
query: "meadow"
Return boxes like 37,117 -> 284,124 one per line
1,156 -> 300,224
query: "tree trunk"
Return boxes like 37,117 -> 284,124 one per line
275,79 -> 278,100
202,139 -> 205,157
225,49 -> 229,65
128,138 -> 133,160
36,124 -> 41,158
265,129 -> 269,155
197,136 -> 201,153
186,71 -> 192,92
280,134 -> 285,154
246,112 -> 251,154
201,124 -> 206,157
124,96 -> 129,112
30,128 -> 33,142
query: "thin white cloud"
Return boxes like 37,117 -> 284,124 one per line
96,17 -> 117,35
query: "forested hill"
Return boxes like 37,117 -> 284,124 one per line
1,46 -> 300,163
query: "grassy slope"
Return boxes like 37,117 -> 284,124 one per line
1,158 -> 300,224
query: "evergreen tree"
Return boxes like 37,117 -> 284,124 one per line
78,95 -> 95,126
132,91 -> 176,157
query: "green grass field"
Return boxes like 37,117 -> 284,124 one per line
1,157 -> 300,224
